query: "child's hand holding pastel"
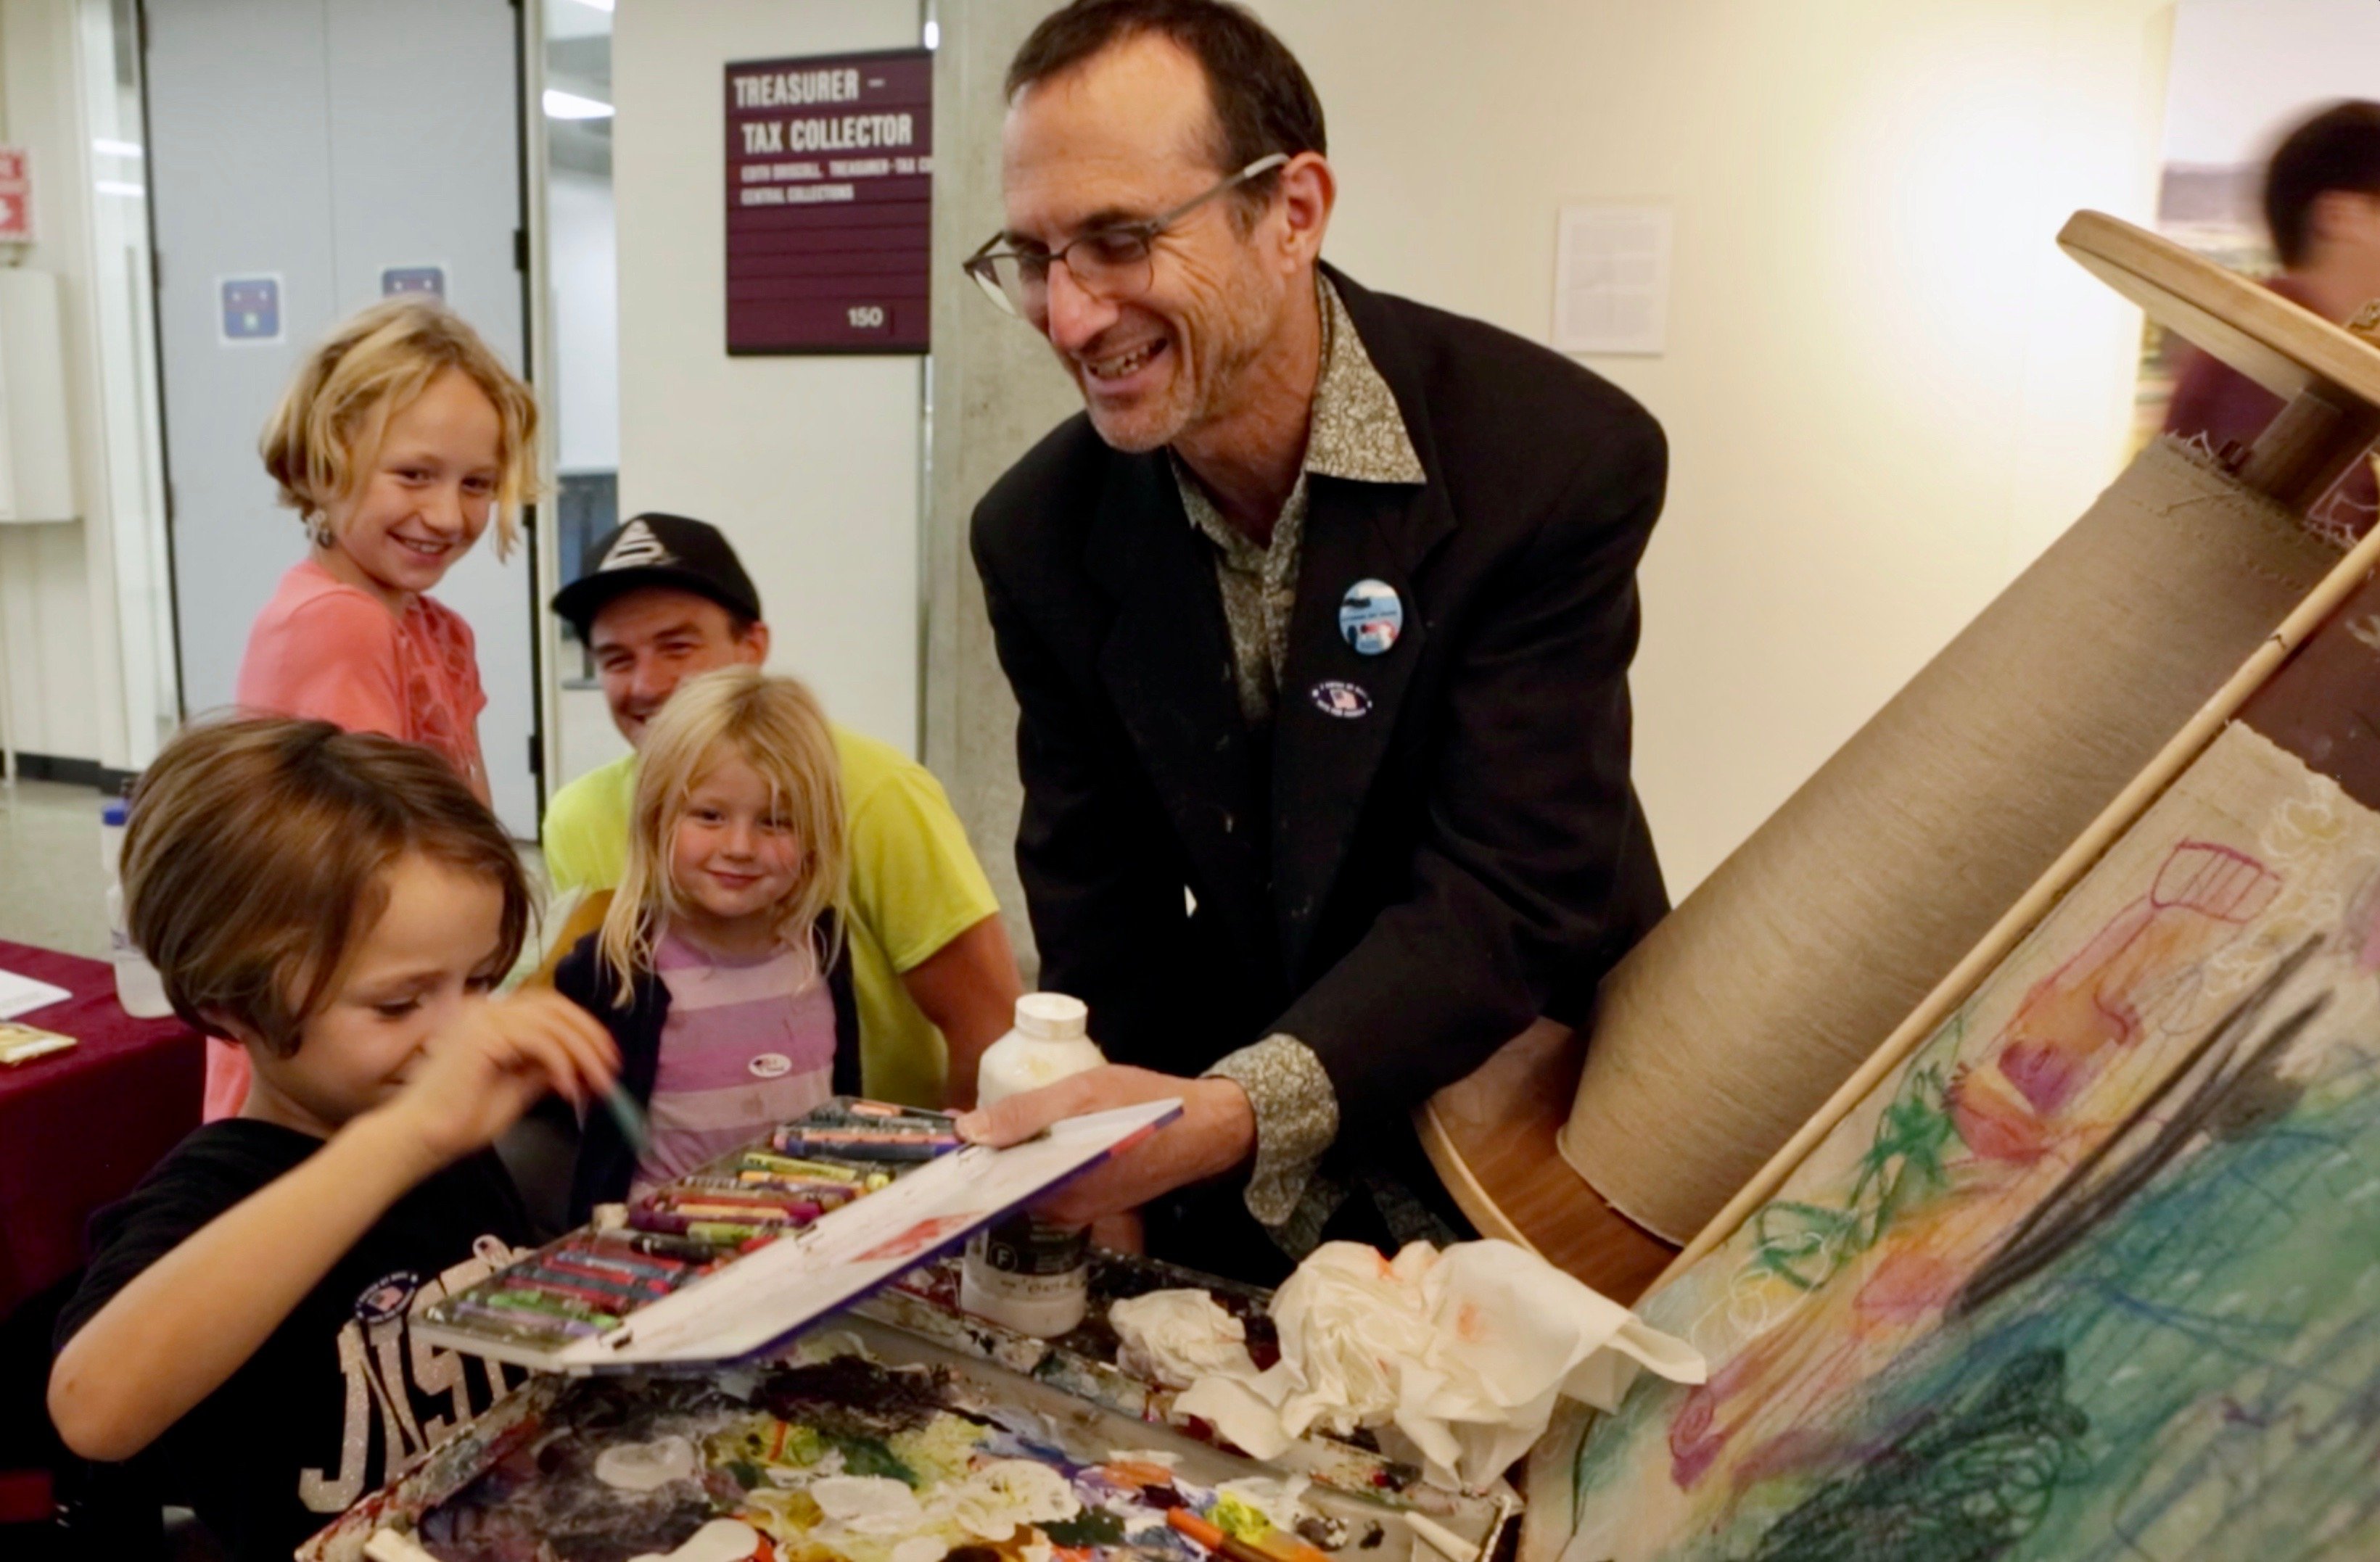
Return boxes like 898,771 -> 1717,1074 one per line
381,990 -> 619,1168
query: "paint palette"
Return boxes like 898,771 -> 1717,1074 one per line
306,1314 -> 1502,1562
413,1099 -> 1180,1371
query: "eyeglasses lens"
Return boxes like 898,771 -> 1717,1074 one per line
984,236 -> 1153,318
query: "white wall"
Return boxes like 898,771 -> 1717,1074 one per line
1239,0 -> 2175,891
612,0 -> 925,757
0,0 -> 142,771
550,166 -> 619,474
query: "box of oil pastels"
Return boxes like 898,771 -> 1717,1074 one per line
411,1096 -> 1180,1372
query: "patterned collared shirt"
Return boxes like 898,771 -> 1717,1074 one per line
1177,277 -> 1431,1257
1174,276 -> 1426,724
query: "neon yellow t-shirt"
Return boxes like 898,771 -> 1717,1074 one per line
540,726 -> 1001,1107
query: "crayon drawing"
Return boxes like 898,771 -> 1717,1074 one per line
1528,724 -> 2380,1561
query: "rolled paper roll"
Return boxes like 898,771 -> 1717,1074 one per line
1565,438 -> 2341,1241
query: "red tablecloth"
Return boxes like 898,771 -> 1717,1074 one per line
0,941 -> 202,1321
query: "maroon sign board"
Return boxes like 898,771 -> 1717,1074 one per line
725,49 -> 931,354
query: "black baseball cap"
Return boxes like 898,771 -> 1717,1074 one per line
551,513 -> 764,637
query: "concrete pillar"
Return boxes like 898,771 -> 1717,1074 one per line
922,0 -> 1084,977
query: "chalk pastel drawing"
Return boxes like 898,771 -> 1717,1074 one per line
1527,723 -> 2380,1561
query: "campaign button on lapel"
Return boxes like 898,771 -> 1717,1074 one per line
1338,578 -> 1404,656
1311,680 -> 1373,719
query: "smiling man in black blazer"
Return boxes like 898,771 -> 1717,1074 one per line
959,0 -> 1670,1284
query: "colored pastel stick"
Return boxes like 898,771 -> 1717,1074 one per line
785,1123 -> 957,1143
548,1241 -> 688,1281
686,1170 -> 855,1198
741,1150 -> 868,1183
445,1299 -> 603,1342
799,1103 -> 952,1128
627,1209 -> 772,1243
770,1124 -> 957,1149
477,1288 -> 620,1328
773,1135 -> 952,1163
657,1202 -> 816,1227
587,1228 -> 724,1263
520,1261 -> 669,1302
650,1188 -> 823,1218
724,1172 -> 858,1204
503,1273 -> 643,1314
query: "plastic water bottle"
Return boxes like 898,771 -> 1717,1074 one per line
960,993 -> 1105,1336
100,796 -> 172,1018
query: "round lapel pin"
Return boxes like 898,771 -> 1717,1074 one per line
1339,578 -> 1404,656
1311,680 -> 1373,719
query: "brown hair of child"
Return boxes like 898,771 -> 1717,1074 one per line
120,716 -> 532,1054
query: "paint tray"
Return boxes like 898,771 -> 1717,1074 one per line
411,1098 -> 1179,1371
304,1310 -> 1513,1562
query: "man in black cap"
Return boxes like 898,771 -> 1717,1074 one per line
543,513 -> 1022,1104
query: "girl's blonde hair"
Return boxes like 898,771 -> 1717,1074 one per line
599,666 -> 848,1002
260,297 -> 543,558
122,716 -> 532,1054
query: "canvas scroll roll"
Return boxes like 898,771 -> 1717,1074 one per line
1557,438 -> 2342,1242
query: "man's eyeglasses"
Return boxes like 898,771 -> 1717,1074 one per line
963,153 -> 1290,319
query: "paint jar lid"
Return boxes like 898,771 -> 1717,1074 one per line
1013,992 -> 1089,1041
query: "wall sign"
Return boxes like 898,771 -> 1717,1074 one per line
381,265 -> 446,299
0,147 -> 31,242
218,275 -> 283,344
724,49 -> 931,355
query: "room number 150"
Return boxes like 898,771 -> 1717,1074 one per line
847,305 -> 886,329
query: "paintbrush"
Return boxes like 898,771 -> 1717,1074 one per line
600,1080 -> 651,1155
1168,1508 -> 1338,1562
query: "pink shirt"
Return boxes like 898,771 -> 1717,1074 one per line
205,559 -> 492,1122
633,932 -> 840,1197
235,559 -> 490,794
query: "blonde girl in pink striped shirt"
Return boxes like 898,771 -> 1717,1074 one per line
553,667 -> 860,1210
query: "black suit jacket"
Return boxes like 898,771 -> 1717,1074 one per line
971,265 -> 1669,1199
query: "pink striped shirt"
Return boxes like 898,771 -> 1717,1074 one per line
631,931 -> 839,1196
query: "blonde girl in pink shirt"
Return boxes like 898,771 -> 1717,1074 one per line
213,299 -> 541,1120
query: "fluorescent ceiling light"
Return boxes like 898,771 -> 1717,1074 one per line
543,88 -> 614,120
95,179 -> 144,198
93,138 -> 144,159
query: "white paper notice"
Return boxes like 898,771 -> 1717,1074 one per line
1552,204 -> 1672,356
0,967 -> 71,1020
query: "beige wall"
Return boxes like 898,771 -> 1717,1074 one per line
660,0 -> 2182,941
613,0 -> 928,759
1240,0 -> 2175,890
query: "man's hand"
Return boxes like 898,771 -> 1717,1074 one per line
955,1064 -> 1256,1229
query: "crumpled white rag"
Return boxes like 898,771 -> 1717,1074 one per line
1108,1289 -> 1260,1385
1168,1239 -> 1705,1491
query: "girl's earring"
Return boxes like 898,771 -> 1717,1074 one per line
306,513 -> 334,549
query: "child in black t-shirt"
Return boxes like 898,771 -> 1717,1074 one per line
49,717 -> 618,1562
